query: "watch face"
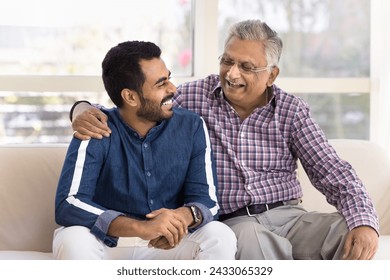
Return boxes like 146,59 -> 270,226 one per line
191,206 -> 200,222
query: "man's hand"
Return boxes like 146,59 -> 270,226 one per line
148,236 -> 172,250
343,226 -> 379,260
108,208 -> 190,249
145,207 -> 193,249
71,102 -> 111,140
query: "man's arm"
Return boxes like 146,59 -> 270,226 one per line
70,101 -> 111,140
291,99 -> 379,259
55,138 -> 124,247
182,116 -> 219,222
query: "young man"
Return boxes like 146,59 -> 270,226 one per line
70,20 -> 379,260
53,41 -> 236,260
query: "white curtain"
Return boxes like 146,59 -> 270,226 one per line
371,0 -> 390,156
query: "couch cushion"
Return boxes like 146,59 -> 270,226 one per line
374,236 -> 390,260
0,145 -> 68,252
0,251 -> 53,260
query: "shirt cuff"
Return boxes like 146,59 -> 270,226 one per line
69,100 -> 91,122
346,212 -> 380,236
90,209 -> 124,247
184,202 -> 213,231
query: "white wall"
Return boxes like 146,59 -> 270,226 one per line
370,0 -> 390,154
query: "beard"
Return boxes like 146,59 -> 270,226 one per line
136,94 -> 173,122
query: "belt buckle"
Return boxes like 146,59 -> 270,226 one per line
246,204 -> 269,217
245,206 -> 255,217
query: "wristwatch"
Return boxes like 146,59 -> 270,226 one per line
188,205 -> 201,227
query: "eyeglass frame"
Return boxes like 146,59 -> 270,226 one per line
218,55 -> 274,74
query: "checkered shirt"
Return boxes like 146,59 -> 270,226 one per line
174,74 -> 379,233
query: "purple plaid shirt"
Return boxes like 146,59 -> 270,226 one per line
174,74 -> 379,232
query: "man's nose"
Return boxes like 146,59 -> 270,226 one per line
226,63 -> 241,79
168,80 -> 177,93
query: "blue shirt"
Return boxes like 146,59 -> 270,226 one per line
55,107 -> 219,247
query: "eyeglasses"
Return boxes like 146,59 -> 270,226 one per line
218,55 -> 273,74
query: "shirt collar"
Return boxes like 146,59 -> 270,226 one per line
211,80 -> 223,99
114,108 -> 168,140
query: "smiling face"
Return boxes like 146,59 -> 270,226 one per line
136,58 -> 176,122
219,36 -> 279,118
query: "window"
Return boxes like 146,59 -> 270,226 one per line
0,0 -> 193,144
0,0 -> 193,76
0,0 -> 379,144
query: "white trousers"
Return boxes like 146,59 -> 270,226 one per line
52,221 -> 237,260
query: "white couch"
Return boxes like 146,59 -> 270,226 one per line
1,139 -> 389,259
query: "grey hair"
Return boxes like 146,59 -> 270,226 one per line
225,19 -> 283,67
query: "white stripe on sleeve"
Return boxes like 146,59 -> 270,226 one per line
67,140 -> 104,215
200,117 -> 219,216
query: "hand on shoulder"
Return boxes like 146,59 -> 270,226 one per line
72,102 -> 111,140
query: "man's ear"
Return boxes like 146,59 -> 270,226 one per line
266,66 -> 280,87
121,89 -> 138,107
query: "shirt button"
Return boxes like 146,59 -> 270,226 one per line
240,133 -> 245,138
247,186 -> 252,190
150,199 -> 154,205
143,143 -> 148,148
146,171 -> 151,177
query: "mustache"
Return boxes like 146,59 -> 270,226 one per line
161,94 -> 174,103
225,77 -> 244,86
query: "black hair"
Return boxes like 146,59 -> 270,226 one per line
102,41 -> 162,107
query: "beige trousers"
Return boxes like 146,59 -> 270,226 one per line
223,205 -> 347,260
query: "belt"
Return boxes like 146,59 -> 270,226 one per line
219,199 -> 301,222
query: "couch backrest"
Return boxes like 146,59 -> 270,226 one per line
0,145 -> 68,252
298,139 -> 390,235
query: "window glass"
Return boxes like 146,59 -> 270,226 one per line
218,0 -> 370,77
0,90 -> 112,144
0,0 -> 192,144
295,93 -> 370,139
0,0 -> 193,76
